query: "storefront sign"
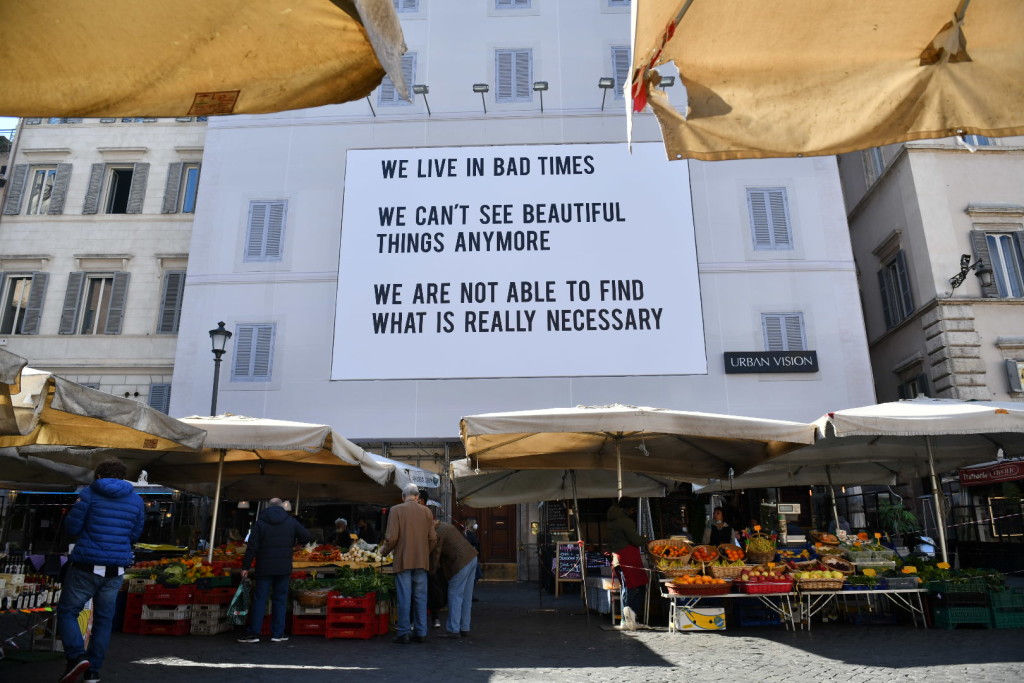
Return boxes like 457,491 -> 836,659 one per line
959,461 -> 1024,487
332,143 -> 705,380
723,351 -> 819,374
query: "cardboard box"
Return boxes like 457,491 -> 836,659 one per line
676,607 -> 726,631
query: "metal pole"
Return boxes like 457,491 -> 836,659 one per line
210,351 -> 224,416
616,441 -> 623,501
294,484 -> 301,516
570,470 -> 591,628
206,449 -> 226,563
925,437 -> 949,564
826,465 -> 841,534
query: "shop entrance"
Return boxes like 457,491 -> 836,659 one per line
454,502 -> 518,580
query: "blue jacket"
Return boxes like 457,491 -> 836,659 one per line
66,478 -> 145,567
242,505 -> 312,576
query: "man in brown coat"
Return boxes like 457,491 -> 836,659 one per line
431,519 -> 479,638
380,483 -> 437,644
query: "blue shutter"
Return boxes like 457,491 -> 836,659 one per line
231,323 -> 276,381
877,269 -> 894,329
231,325 -> 255,380
894,250 -> 914,317
147,383 -> 172,414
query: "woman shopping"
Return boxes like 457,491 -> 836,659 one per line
606,499 -> 648,630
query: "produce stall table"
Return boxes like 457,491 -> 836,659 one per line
798,588 -> 928,631
659,582 -> 797,632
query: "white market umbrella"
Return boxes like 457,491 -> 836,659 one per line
450,457 -> 677,507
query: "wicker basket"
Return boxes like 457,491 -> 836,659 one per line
743,533 -> 776,565
708,564 -> 747,580
819,556 -> 855,576
667,582 -> 731,597
659,564 -> 701,578
809,530 -> 841,545
717,544 -> 745,563
294,589 -> 331,607
689,545 -> 720,565
795,578 -> 845,592
647,538 -> 692,561
789,560 -> 826,572
813,545 -> 845,557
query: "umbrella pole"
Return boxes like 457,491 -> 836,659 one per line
826,465 -> 841,534
294,484 -> 301,516
925,437 -> 949,564
206,448 -> 226,563
570,470 -> 591,628
616,442 -> 623,501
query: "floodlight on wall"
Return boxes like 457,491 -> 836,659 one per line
948,253 -> 995,292
472,83 -> 489,113
412,84 -> 431,116
598,77 -> 615,111
657,75 -> 676,89
533,81 -> 548,113
237,501 -> 250,509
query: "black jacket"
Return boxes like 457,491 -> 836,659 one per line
242,505 -> 312,576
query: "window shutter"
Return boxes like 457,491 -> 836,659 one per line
768,189 -> 792,247
231,325 -> 255,379
748,190 -> 772,248
20,272 -> 49,335
147,383 -> 172,414
894,250 -> 914,316
264,201 -> 287,259
877,269 -> 894,329
103,272 -> 131,334
162,162 -> 184,214
48,163 -> 72,215
2,165 -> 28,215
514,50 -> 532,100
379,53 -> 415,105
612,46 -> 631,99
252,325 -> 275,379
157,271 -> 186,333
82,164 -> 105,214
393,0 -> 418,10
971,230 -> 999,297
496,50 -> 514,101
126,162 -> 149,213
783,314 -> 805,350
59,272 -> 86,334
762,314 -> 784,351
245,202 -> 268,260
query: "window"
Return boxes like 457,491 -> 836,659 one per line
59,272 -> 130,335
244,200 -> 287,262
2,163 -> 72,215
608,0 -> 631,6
864,148 -> 885,184
495,49 -> 532,103
147,383 -> 172,414
496,0 -> 530,7
82,162 -> 150,215
392,0 -> 419,10
161,162 -> 201,214
877,250 -> 914,328
963,134 -> 992,146
762,313 -> 806,351
611,46 -> 631,100
232,323 -> 276,382
0,272 -> 48,335
897,373 -> 929,399
747,188 -> 793,250
157,271 -> 186,334
379,53 -> 416,106
983,233 -> 1024,297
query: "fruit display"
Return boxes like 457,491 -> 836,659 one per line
737,565 -> 791,584
649,542 -> 691,558
690,545 -> 719,564
671,574 -> 729,587
793,569 -> 845,581
718,545 -> 744,562
129,556 -> 228,585
293,543 -> 392,566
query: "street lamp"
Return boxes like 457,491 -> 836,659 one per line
598,77 -> 615,111
208,321 -> 232,416
533,81 -> 548,113
412,84 -> 431,116
472,83 -> 489,114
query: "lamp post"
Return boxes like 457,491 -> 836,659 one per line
208,321 -> 232,416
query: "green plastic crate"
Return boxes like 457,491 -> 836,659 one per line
925,577 -> 988,593
992,610 -> 1024,629
989,587 -> 1024,611
933,606 -> 992,630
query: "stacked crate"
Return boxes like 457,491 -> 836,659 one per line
928,578 -> 992,629
140,584 -> 195,635
191,585 -> 234,635
292,600 -> 328,636
325,592 -> 377,639
989,587 -> 1024,629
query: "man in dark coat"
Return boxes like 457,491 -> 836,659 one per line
238,498 -> 312,643
57,458 -> 145,683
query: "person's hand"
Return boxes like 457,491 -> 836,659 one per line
241,569 -> 249,580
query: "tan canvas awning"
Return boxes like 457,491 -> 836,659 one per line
632,0 -> 1024,160
0,0 -> 407,117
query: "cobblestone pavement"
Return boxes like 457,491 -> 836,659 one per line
6,582 -> 1024,682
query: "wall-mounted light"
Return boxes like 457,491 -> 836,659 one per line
533,81 -> 548,113
472,83 -> 489,113
948,253 -> 994,292
657,75 -> 676,89
598,77 -> 615,111
237,501 -> 250,509
412,84 -> 431,116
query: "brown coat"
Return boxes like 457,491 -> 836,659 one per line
380,500 -> 437,572
431,521 -> 478,580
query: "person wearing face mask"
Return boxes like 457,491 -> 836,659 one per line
703,507 -> 735,545
463,517 -> 482,594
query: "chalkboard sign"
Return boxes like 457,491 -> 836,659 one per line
557,542 -> 583,579
546,503 -> 570,532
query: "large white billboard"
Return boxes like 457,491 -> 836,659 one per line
331,142 -> 705,380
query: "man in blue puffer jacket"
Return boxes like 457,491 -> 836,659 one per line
57,458 -> 145,683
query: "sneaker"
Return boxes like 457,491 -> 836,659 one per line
237,634 -> 260,643
84,671 -> 100,683
432,619 -> 442,628
621,606 -> 637,631
60,656 -> 91,683
270,636 -> 289,642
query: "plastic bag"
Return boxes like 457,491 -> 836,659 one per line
227,579 -> 252,625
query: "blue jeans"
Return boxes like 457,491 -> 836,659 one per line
446,558 -> 477,634
57,565 -> 123,672
395,568 -> 427,637
249,574 -> 289,638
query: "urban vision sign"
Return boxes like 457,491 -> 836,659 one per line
723,351 -> 819,374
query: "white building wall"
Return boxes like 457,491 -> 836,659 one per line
169,1 -> 875,435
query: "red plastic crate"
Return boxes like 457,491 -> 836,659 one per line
122,615 -> 142,634
144,584 -> 195,605
327,592 -> 375,611
140,619 -> 191,636
325,620 -> 375,640
292,615 -> 327,636
326,605 -> 374,623
259,614 -> 293,636
126,592 -> 144,610
374,613 -> 390,635
193,587 -> 234,604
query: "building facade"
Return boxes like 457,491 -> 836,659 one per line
0,117 -> 205,409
